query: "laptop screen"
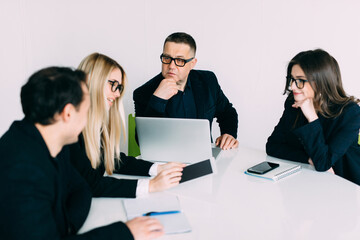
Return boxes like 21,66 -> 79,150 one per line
135,117 -> 213,164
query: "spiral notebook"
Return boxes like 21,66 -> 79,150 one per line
244,162 -> 301,181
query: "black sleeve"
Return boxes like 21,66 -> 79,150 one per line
265,98 -> 309,163
211,72 -> 238,138
133,74 -> 167,117
0,163 -> 134,240
68,222 -> 134,240
1,162 -> 64,239
293,103 -> 360,171
67,142 -> 137,198
63,155 -> 135,240
114,153 -> 153,176
61,150 -> 93,232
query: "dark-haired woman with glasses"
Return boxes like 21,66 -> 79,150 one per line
266,49 -> 360,185
69,53 -> 185,199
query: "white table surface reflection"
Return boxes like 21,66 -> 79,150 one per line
79,146 -> 360,240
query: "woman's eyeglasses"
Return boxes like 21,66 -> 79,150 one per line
286,76 -> 309,90
108,80 -> 124,93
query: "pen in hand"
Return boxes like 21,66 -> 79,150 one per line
143,210 -> 181,216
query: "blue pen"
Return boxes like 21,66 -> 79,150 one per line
143,210 -> 181,216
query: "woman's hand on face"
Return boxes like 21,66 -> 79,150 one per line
157,162 -> 186,174
149,166 -> 184,192
292,98 -> 318,122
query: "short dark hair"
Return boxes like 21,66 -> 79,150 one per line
21,67 -> 86,125
164,32 -> 197,55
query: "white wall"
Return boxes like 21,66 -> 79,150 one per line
1,0 -> 360,152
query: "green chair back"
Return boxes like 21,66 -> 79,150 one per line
128,114 -> 141,157
358,133 -> 360,145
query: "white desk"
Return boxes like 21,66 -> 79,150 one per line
79,146 -> 360,239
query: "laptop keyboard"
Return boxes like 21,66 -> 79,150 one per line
212,147 -> 222,159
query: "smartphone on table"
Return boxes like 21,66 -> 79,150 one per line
247,161 -> 279,175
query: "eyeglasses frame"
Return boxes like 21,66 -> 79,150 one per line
108,80 -> 124,94
160,54 -> 194,67
286,76 -> 309,90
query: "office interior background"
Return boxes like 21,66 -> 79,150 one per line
1,0 -> 359,153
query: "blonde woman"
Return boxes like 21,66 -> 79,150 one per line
69,53 -> 185,197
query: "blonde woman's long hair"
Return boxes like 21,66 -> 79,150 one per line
78,53 -> 126,175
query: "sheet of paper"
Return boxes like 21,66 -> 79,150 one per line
123,193 -> 191,234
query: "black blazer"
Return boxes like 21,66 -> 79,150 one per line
67,134 -> 153,198
133,70 -> 238,138
0,119 -> 133,239
266,96 -> 360,185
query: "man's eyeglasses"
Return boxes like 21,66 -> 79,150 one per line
160,54 -> 194,67
108,80 -> 124,93
286,76 -> 309,90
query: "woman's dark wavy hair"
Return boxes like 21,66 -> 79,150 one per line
284,49 -> 358,118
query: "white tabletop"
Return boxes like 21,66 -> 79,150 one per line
79,146 -> 360,240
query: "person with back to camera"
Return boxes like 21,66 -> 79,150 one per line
0,67 -> 164,239
68,52 -> 185,198
266,49 -> 360,185
133,32 -> 239,150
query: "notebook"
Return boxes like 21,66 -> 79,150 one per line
135,117 -> 218,163
244,162 -> 301,181
123,194 -> 191,234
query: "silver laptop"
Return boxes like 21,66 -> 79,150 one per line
135,117 -> 220,164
